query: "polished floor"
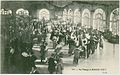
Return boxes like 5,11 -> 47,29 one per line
33,34 -> 119,74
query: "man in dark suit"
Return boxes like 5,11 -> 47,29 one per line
48,54 -> 56,74
40,41 -> 48,63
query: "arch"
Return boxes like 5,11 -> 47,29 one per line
93,8 -> 106,19
63,9 -> 68,21
0,9 -> 12,15
39,9 -> 50,21
110,8 -> 119,35
24,10 -> 29,16
16,8 -> 29,15
74,9 -> 80,24
93,8 -> 106,31
82,9 -> 90,28
68,9 -> 73,23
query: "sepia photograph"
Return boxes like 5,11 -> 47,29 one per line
0,0 -> 119,74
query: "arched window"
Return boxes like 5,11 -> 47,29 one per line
74,9 -> 80,24
110,8 -> 119,35
68,9 -> 73,23
24,10 -> 29,16
63,9 -> 67,21
93,8 -> 106,31
39,9 -> 50,21
82,9 -> 90,28
16,8 -> 29,16
0,9 -> 12,15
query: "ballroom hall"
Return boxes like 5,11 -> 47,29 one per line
1,0 -> 119,74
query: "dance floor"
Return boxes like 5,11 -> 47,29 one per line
33,34 -> 119,74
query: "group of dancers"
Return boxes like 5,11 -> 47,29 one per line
6,15 -> 103,74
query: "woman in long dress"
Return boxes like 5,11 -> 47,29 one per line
56,58 -> 64,74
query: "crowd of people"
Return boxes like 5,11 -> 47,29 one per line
31,17 -> 104,73
3,14 -> 104,74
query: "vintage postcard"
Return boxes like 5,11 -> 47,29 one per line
0,0 -> 119,74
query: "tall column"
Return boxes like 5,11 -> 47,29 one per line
80,9 -> 83,27
79,10 -> 82,25
105,6 -> 110,31
90,10 -> 94,28
11,8 -> 16,16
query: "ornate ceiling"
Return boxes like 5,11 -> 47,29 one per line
1,1 -> 119,9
